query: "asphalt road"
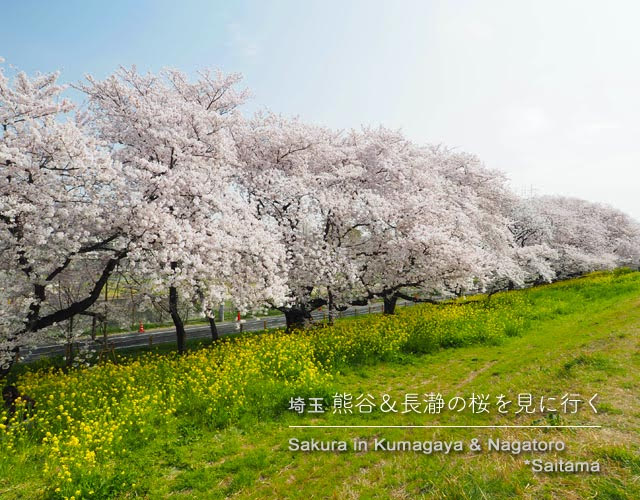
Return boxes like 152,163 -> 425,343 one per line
19,301 -> 412,363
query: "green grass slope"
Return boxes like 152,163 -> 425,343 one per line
2,271 -> 639,499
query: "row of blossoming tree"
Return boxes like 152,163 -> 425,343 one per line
2,60 -> 639,374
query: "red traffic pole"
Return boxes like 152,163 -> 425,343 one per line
237,311 -> 241,322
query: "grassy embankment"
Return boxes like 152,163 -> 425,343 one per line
1,270 -> 639,499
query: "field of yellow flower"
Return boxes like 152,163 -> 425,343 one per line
1,270 -> 639,499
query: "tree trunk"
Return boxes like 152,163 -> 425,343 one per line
283,308 -> 313,331
327,288 -> 334,325
65,316 -> 74,367
208,316 -> 219,341
383,294 -> 398,315
65,342 -> 74,368
0,342 -> 19,377
169,285 -> 186,353
102,316 -> 108,346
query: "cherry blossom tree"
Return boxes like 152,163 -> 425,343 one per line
232,112 -> 364,328
78,67 -> 288,351
345,137 -> 524,313
507,197 -> 558,284
515,196 -> 640,280
0,60 -> 132,375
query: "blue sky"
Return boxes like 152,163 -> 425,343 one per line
3,0 -> 640,218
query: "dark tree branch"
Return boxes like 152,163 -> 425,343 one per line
32,250 -> 127,331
